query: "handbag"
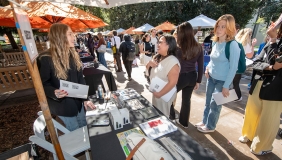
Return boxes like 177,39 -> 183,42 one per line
112,37 -> 117,54
259,69 -> 282,101
98,44 -> 106,53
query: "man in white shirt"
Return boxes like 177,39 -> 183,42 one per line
111,30 -> 122,72
150,28 -> 158,54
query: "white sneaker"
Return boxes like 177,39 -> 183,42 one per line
197,126 -> 215,133
238,136 -> 249,143
234,97 -> 242,102
250,149 -> 272,155
194,122 -> 205,128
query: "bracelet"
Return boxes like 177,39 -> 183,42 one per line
271,65 -> 276,71
270,38 -> 277,41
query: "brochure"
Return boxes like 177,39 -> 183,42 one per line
212,89 -> 238,105
59,80 -> 89,99
149,76 -> 176,102
139,116 -> 177,139
116,127 -> 144,157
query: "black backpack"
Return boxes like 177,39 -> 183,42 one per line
126,42 -> 136,61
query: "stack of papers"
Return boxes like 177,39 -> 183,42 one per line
139,116 -> 177,139
149,77 -> 176,102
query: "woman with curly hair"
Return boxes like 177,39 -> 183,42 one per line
37,23 -> 96,131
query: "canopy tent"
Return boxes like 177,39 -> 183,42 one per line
39,28 -> 87,33
116,28 -> 125,34
154,21 -> 176,32
22,0 -> 176,8
0,2 -> 107,30
121,27 -> 143,35
187,14 -> 216,29
132,23 -> 154,32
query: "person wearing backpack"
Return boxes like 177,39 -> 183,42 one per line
232,28 -> 257,101
119,34 -> 136,81
195,14 -> 240,133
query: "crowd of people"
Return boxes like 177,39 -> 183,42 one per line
36,12 -> 282,156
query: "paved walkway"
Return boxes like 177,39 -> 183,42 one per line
1,51 -> 281,160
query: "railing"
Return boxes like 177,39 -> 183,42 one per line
2,52 -> 26,67
0,66 -> 33,92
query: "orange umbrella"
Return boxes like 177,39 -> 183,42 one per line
154,21 -> 176,32
0,2 -> 107,30
38,28 -> 87,33
121,27 -> 143,35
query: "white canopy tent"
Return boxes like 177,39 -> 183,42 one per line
22,0 -> 176,8
116,28 -> 125,34
187,14 -> 216,29
132,23 -> 154,32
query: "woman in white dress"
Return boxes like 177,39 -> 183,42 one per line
146,35 -> 180,116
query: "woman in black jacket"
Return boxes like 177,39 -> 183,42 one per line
119,34 -> 135,81
37,24 -> 96,131
239,23 -> 282,155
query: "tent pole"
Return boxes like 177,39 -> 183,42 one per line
9,1 -> 64,159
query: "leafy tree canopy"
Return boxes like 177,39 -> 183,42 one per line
80,0 -> 263,30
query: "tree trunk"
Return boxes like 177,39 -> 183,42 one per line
5,30 -> 19,49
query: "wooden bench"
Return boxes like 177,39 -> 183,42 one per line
2,52 -> 26,67
0,66 -> 33,92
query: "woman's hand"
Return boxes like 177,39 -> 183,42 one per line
267,23 -> 278,39
84,101 -> 96,110
222,88 -> 229,97
251,38 -> 257,46
54,89 -> 68,99
147,60 -> 158,68
153,91 -> 162,98
273,61 -> 282,70
194,83 -> 200,90
205,69 -> 209,79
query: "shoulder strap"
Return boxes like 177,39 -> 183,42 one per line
225,40 -> 233,60
143,42 -> 145,51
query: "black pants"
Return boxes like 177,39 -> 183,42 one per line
89,47 -> 95,59
233,74 -> 242,99
170,71 -> 197,127
114,52 -> 122,71
95,50 -> 99,61
123,60 -> 133,78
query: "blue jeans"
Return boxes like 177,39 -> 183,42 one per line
58,105 -> 87,131
98,52 -> 108,68
203,76 -> 225,130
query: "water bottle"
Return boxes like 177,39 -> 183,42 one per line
98,85 -> 104,99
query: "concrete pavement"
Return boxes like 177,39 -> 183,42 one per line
105,52 -> 282,160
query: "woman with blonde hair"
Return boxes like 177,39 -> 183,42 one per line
196,14 -> 240,133
235,28 -> 257,59
37,23 -> 96,131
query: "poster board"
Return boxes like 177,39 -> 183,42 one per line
14,7 -> 38,63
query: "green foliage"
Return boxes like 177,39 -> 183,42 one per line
259,0 -> 282,24
80,0 -> 261,30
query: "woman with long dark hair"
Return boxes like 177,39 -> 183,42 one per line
169,22 -> 204,128
146,35 -> 180,117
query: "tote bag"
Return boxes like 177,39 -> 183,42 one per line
98,44 -> 106,53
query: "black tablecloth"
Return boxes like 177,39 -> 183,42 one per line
80,56 -> 94,63
83,64 -> 117,96
86,93 -> 215,160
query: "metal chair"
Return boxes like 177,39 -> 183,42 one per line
29,114 -> 91,160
